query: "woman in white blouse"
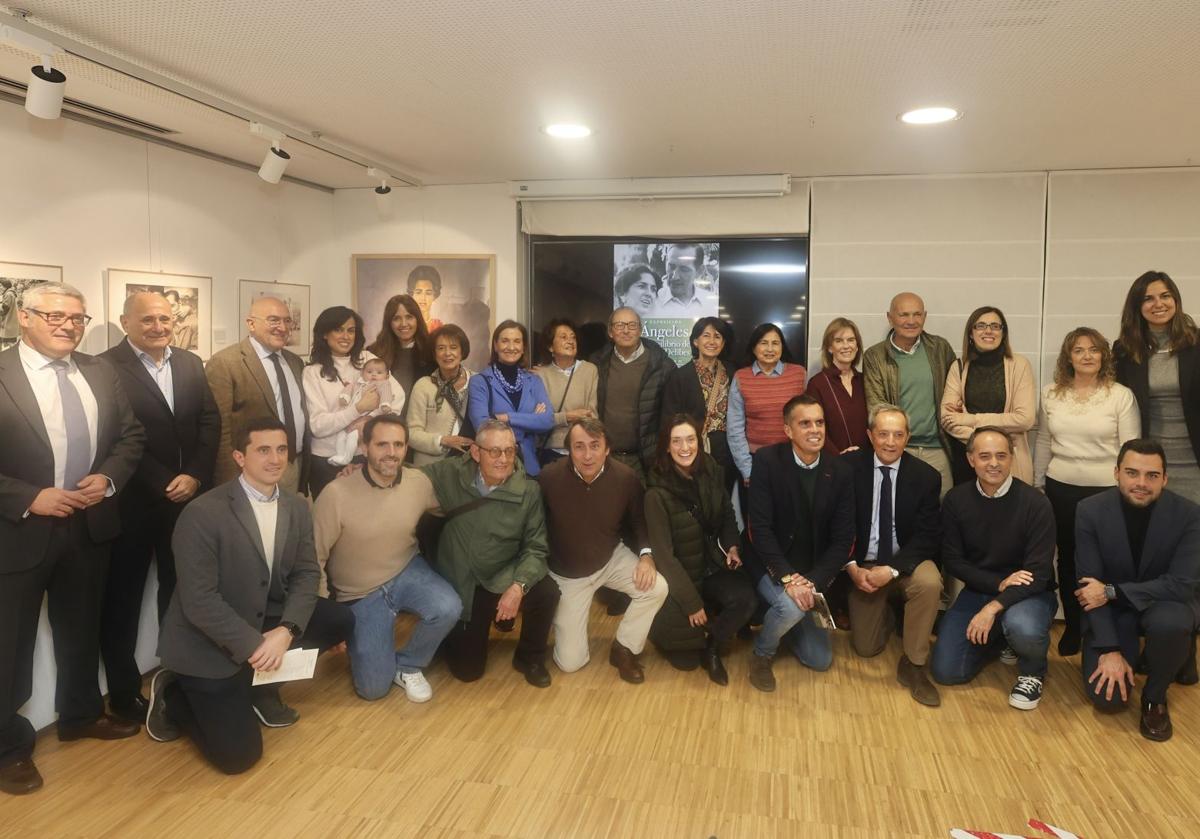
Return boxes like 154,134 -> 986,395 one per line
1034,326 -> 1139,656
302,306 -> 405,496
406,324 -> 475,465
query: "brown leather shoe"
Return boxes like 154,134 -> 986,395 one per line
1140,700 -> 1173,742
897,654 -> 941,707
57,714 -> 140,742
748,653 -> 776,692
609,640 -> 645,684
0,759 -> 43,796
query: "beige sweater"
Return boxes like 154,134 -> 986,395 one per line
533,359 -> 599,451
313,466 -> 439,600
1033,382 -> 1140,488
940,353 -> 1037,484
407,370 -> 472,465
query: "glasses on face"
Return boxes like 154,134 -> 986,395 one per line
611,321 -> 640,332
252,315 -> 295,328
973,322 -> 1004,333
26,308 -> 92,328
480,446 -> 517,460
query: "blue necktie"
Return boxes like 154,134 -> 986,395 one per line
51,359 -> 90,489
878,465 -> 894,564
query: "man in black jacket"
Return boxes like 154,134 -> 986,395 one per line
590,306 -> 675,479
744,394 -> 855,692
1075,439 -> 1200,741
930,427 -> 1057,711
99,292 -> 221,723
843,404 -> 943,706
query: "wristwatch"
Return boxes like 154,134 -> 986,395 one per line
781,574 -> 800,587
515,581 -> 530,594
889,567 -> 900,580
280,621 -> 301,640
1103,584 -> 1117,602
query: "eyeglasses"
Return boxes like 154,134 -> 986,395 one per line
251,315 -> 295,328
610,321 -> 640,332
26,308 -> 92,328
478,446 -> 517,460
972,322 -> 1004,333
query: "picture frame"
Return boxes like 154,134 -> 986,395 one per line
239,279 -> 312,358
107,268 -> 213,360
352,254 -> 495,368
0,260 -> 63,352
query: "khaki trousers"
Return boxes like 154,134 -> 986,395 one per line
904,445 -> 953,498
848,559 -> 942,666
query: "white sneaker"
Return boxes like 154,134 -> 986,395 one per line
394,670 -> 433,703
1008,675 -> 1044,710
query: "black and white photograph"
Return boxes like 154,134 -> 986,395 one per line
613,242 -> 719,319
106,269 -> 213,359
239,279 -> 311,357
0,261 -> 63,352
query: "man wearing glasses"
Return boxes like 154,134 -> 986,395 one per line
0,282 -> 145,795
205,296 -> 307,492
590,306 -> 676,481
421,419 -> 560,687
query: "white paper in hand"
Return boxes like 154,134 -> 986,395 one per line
251,648 -> 318,686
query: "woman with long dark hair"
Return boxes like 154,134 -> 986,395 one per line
660,317 -> 737,493
1115,270 -> 1200,503
302,305 -> 404,496
367,294 -> 434,402
726,322 -> 807,485
645,414 -> 755,684
940,305 -> 1036,484
805,317 -> 869,457
467,319 -> 555,476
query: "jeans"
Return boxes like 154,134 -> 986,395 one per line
753,575 -> 833,671
930,589 -> 1056,684
346,556 -> 462,700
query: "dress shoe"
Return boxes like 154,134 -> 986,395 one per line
146,669 -> 181,743
609,640 -> 645,684
702,642 -> 729,686
897,654 -> 941,707
0,759 -> 43,796
664,649 -> 701,671
109,693 -> 149,724
748,653 -> 776,692
58,714 -> 140,742
1140,700 -> 1173,742
251,687 -> 300,728
512,657 -> 552,688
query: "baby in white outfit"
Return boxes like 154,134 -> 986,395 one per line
329,358 -> 395,465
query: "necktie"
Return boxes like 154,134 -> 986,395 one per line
269,353 -> 298,459
51,359 -> 91,489
877,465 -> 894,564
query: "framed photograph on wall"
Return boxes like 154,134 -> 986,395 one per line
1,261 -> 63,351
352,254 -> 495,369
239,279 -> 312,358
107,269 -> 213,360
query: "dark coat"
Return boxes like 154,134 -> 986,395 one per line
1115,342 -> 1200,466
1075,488 -> 1200,648
842,448 -> 942,575
100,338 -> 221,504
743,442 -> 855,591
591,338 -> 676,463
0,345 -> 145,572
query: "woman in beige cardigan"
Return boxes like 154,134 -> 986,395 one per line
940,306 -> 1036,484
407,324 -> 475,465
533,318 -> 598,467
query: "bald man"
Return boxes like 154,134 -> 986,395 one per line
205,297 -> 307,492
99,292 -> 220,722
862,292 -> 957,496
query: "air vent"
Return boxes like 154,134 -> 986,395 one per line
0,75 -> 177,134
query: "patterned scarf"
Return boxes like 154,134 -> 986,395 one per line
432,367 -> 467,419
696,359 -> 730,435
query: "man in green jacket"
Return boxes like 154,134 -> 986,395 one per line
862,292 -> 957,497
421,419 -> 559,687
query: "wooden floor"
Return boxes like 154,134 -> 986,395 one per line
4,608 -> 1197,839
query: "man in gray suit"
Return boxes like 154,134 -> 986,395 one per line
146,417 -> 352,774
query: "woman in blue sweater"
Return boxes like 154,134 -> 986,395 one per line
468,319 -> 555,475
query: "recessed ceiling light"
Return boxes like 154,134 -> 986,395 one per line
899,106 -> 960,125
543,123 -> 592,139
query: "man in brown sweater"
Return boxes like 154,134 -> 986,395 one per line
537,419 -> 668,683
313,415 -> 462,704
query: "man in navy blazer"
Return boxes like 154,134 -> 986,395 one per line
0,283 -> 144,796
743,394 -> 854,692
1075,438 -> 1200,741
98,292 -> 221,723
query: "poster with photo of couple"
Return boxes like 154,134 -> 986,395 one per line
613,242 -> 720,365
106,269 -> 213,360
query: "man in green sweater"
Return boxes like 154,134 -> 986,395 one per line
422,419 -> 559,687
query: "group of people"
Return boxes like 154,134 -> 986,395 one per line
1,269 -> 1197,796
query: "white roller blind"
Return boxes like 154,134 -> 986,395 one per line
520,181 -> 810,237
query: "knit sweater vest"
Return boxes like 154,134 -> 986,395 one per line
735,364 -> 807,450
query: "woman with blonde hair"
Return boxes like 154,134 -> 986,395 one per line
940,306 -> 1036,484
805,317 -> 869,457
1034,327 -> 1140,655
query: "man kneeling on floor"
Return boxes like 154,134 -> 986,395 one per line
146,418 -> 354,773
